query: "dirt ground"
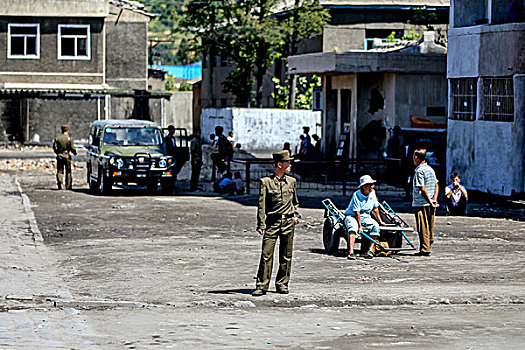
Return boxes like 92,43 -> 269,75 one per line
8,155 -> 525,349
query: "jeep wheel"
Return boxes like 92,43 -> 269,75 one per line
88,167 -> 99,193
147,181 -> 158,194
99,169 -> 112,195
161,180 -> 174,195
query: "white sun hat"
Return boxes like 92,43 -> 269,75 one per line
358,175 -> 377,188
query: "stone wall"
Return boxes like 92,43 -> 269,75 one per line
165,91 -> 193,131
0,99 -> 22,143
26,98 -> 99,143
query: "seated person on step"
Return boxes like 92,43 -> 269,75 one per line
444,172 -> 468,215
344,175 -> 385,260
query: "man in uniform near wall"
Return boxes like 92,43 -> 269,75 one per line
164,125 -> 177,157
253,150 -> 300,296
190,128 -> 203,192
211,126 -> 233,177
164,124 -> 186,179
412,148 -> 439,256
52,125 -> 77,190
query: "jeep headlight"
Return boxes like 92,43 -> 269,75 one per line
159,159 -> 168,168
116,158 -> 124,169
109,157 -> 116,166
167,158 -> 174,164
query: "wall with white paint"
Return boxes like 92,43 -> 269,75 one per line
201,108 -> 322,152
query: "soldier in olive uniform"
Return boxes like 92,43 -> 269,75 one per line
52,125 -> 77,190
253,150 -> 300,296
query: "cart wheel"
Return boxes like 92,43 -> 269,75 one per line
391,232 -> 403,254
323,217 -> 342,254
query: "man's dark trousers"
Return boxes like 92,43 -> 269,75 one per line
190,161 -> 202,191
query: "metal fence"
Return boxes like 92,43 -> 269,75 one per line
230,158 -> 403,196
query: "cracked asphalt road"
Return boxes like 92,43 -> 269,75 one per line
10,163 -> 525,349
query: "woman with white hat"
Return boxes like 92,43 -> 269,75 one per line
343,175 -> 385,260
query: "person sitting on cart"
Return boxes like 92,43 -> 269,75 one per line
344,175 -> 385,260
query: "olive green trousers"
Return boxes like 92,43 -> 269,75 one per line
56,155 -> 72,190
256,219 -> 295,291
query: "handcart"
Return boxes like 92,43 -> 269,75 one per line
321,198 -> 416,255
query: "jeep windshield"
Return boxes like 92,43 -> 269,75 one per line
103,127 -> 163,146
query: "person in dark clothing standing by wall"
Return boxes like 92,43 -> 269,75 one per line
53,125 -> 77,190
299,126 -> 312,158
164,125 -> 177,157
190,128 -> 203,192
312,134 -> 321,158
211,126 -> 233,176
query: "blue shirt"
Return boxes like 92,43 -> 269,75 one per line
344,190 -> 379,218
218,177 -> 233,189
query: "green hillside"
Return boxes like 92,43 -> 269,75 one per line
139,0 -> 200,65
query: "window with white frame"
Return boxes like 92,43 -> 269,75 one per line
481,77 -> 514,122
58,24 -> 90,59
8,23 -> 40,59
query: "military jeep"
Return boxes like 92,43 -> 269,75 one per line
86,119 -> 188,194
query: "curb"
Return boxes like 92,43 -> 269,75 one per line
15,177 -> 44,243
53,300 -> 148,309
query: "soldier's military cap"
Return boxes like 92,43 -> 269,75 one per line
61,125 -> 70,132
272,150 -> 294,163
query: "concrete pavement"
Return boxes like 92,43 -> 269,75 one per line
0,173 -> 97,349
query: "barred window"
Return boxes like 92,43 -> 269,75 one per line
450,78 -> 477,121
481,78 -> 514,122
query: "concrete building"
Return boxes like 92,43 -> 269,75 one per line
447,0 -> 525,196
0,0 -> 169,143
200,0 -> 450,109
288,32 -> 447,161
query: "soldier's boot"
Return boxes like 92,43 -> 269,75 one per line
57,183 -> 62,190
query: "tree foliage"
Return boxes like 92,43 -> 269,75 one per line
142,0 -> 330,107
178,0 -> 329,107
141,0 -> 199,65
281,0 -> 330,57
272,75 -> 321,110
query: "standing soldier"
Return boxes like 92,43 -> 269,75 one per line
190,128 -> 203,192
253,150 -> 299,296
53,125 -> 77,190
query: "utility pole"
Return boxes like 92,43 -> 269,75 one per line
207,3 -> 216,107
287,0 -> 301,109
